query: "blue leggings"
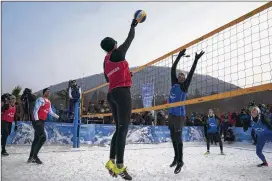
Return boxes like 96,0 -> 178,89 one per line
256,132 -> 272,162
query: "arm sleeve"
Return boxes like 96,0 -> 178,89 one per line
49,105 -> 59,119
103,61 -> 109,82
33,98 -> 43,121
68,87 -> 72,99
114,26 -> 135,61
183,57 -> 199,92
171,55 -> 183,86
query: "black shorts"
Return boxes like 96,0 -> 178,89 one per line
1,121 -> 12,136
167,114 -> 185,132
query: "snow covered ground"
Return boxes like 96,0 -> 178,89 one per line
2,142 -> 272,181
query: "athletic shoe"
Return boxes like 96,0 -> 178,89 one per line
105,160 -> 117,177
1,150 -> 9,156
169,158 -> 177,167
112,165 -> 132,180
257,162 -> 268,167
174,161 -> 184,174
27,157 -> 36,163
34,157 -> 43,164
204,151 -> 210,155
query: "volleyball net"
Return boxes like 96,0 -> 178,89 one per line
81,2 -> 272,118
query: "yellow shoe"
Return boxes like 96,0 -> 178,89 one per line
105,160 -> 117,177
112,165 -> 132,180
105,160 -> 115,170
204,151 -> 210,155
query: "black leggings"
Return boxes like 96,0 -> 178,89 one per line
1,121 -> 12,151
170,128 -> 183,162
168,115 -> 185,163
107,87 -> 132,164
29,120 -> 46,158
207,133 -> 223,151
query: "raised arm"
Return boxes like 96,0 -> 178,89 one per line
184,51 -> 205,92
171,49 -> 186,86
111,19 -> 138,62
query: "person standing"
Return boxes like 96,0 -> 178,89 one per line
243,106 -> 272,167
204,109 -> 224,155
27,88 -> 59,164
1,95 -> 17,156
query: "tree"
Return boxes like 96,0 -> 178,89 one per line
56,89 -> 68,108
11,85 -> 22,99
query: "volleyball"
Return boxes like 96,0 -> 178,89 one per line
134,10 -> 147,23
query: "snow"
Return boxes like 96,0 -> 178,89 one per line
2,142 -> 272,181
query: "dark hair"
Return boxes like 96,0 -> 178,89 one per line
100,37 -> 116,52
43,88 -> 50,95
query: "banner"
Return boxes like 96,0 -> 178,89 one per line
7,122 -> 269,145
142,83 -> 154,108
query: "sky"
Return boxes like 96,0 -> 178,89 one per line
1,2 -> 267,93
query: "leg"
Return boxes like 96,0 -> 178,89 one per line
217,133 -> 223,153
169,127 -> 178,167
214,134 -> 217,145
173,116 -> 184,174
168,115 -> 178,164
1,121 -> 10,154
29,121 -> 39,158
107,93 -> 119,161
251,129 -> 257,144
32,121 -> 46,159
206,134 -> 211,152
114,88 -> 132,165
256,136 -> 267,164
110,88 -> 133,180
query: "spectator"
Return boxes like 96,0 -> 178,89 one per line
224,127 -> 235,143
68,80 -> 81,120
14,101 -> 23,121
21,88 -> 36,121
157,110 -> 166,126
221,113 -> 231,138
143,112 -> 153,125
238,108 -> 250,127
133,113 -> 145,125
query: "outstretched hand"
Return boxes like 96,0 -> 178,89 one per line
195,50 -> 205,60
131,19 -> 138,27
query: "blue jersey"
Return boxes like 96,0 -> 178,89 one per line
168,84 -> 186,116
251,117 -> 272,136
207,116 -> 218,133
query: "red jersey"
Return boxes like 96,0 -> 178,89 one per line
104,51 -> 132,92
2,105 -> 16,123
37,98 -> 51,121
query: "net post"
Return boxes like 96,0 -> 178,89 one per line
77,101 -> 81,148
73,100 -> 80,148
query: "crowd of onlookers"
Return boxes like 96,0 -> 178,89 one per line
82,100 -> 272,127
2,82 -> 271,128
